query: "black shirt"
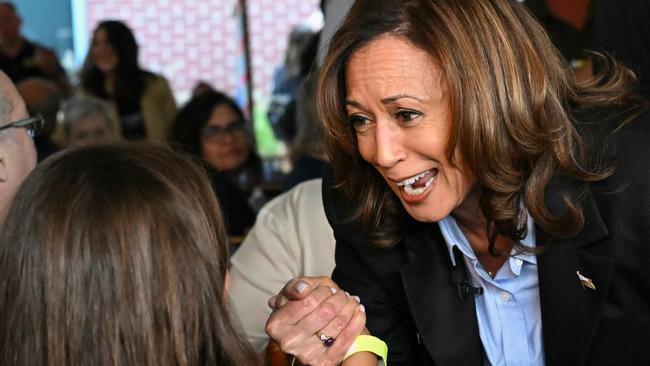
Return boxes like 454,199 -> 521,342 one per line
0,39 -> 61,84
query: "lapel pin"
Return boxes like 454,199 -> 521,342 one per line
576,271 -> 596,290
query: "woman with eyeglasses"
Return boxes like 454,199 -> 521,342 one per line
170,90 -> 260,237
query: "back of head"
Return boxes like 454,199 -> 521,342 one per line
0,143 -> 258,365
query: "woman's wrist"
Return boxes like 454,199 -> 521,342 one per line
343,335 -> 388,366
342,350 -> 382,366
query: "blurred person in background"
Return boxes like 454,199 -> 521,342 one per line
54,95 -> 119,148
524,0 -> 596,82
283,72 -> 327,191
191,80 -> 216,99
16,77 -> 62,161
594,0 -> 650,100
170,90 -> 259,237
268,28 -> 320,143
80,20 -> 176,142
0,2 -> 70,94
0,143 -> 259,365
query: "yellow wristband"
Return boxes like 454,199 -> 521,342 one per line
343,335 -> 388,366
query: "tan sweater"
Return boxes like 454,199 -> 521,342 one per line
229,179 -> 336,352
138,74 -> 176,141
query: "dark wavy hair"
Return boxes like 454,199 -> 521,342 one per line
170,91 -> 247,157
170,90 -> 262,186
318,0 -> 645,250
0,143 -> 259,365
80,20 -> 152,114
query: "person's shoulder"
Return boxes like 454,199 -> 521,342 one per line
581,105 -> 650,201
603,105 -> 650,158
141,72 -> 175,105
31,42 -> 53,54
322,165 -> 357,227
25,39 -> 59,59
142,71 -> 169,86
259,178 -> 323,217
20,38 -> 39,53
321,166 -> 388,254
287,178 -> 322,202
577,104 -> 650,156
615,105 -> 650,138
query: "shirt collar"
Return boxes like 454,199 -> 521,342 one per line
438,214 -> 537,267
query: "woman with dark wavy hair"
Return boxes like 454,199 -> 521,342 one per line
170,90 -> 262,235
170,89 -> 262,187
264,0 -> 650,365
0,143 -> 259,365
81,20 -> 176,141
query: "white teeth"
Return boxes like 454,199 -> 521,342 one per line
403,174 -> 434,196
396,169 -> 431,187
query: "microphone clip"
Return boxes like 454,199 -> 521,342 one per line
451,246 -> 484,301
456,280 -> 484,300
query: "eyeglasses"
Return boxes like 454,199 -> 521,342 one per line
201,121 -> 245,142
0,115 -> 44,138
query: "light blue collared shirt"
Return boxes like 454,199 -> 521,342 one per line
438,216 -> 544,366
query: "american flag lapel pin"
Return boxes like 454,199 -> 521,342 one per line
576,271 -> 596,290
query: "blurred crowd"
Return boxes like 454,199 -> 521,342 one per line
0,1 -> 327,241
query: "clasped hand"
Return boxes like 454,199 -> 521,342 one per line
265,277 -> 368,366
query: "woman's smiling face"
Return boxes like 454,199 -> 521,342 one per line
91,28 -> 118,75
345,35 -> 477,223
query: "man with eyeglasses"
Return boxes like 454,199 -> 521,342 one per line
0,70 -> 37,222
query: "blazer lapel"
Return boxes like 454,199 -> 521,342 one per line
538,187 -> 614,365
400,223 -> 484,366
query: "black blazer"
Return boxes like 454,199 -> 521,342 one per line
324,108 -> 650,366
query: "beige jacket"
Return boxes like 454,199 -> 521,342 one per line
139,74 -> 176,141
229,179 -> 336,352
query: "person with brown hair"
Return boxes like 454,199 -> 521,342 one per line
264,0 -> 650,365
0,143 -> 259,365
80,20 -> 176,141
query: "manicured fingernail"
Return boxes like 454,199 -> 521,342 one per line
345,291 -> 350,298
359,304 -> 365,313
295,281 -> 308,293
353,295 -> 361,303
268,296 -> 277,309
330,287 -> 337,294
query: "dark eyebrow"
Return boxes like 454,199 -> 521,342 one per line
381,94 -> 424,104
344,100 -> 361,108
345,95 -> 424,108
